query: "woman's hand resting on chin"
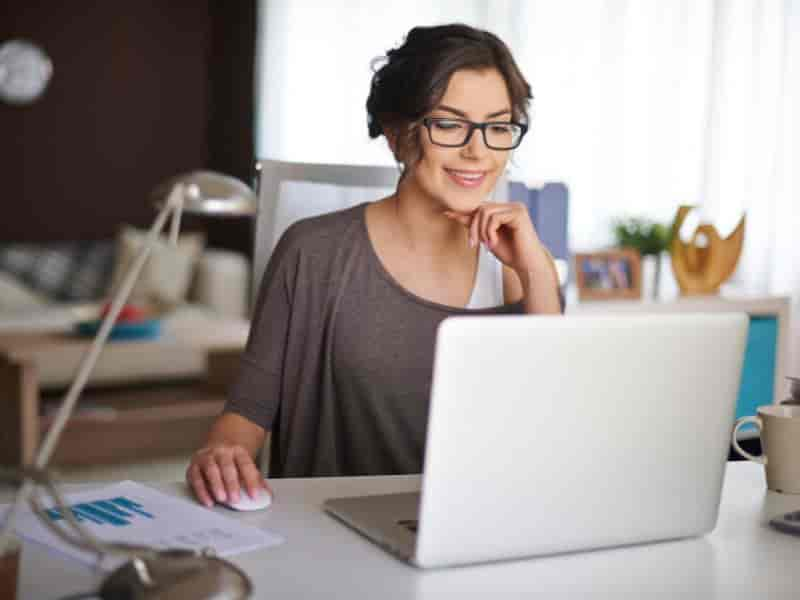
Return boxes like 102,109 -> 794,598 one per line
445,202 -> 561,314
444,201 -> 550,277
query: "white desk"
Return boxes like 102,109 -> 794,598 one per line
9,462 -> 800,599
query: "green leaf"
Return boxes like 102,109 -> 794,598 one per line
611,217 -> 674,255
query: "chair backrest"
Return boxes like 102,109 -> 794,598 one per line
252,159 -> 512,296
252,159 -> 400,296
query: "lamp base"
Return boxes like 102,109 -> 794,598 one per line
99,550 -> 252,600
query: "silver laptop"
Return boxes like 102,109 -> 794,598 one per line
324,313 -> 748,568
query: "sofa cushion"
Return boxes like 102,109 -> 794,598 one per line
0,272 -> 50,311
191,249 -> 249,318
0,242 -> 116,302
108,226 -> 205,309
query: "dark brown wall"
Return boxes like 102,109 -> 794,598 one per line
205,0 -> 256,254
0,1 -> 255,256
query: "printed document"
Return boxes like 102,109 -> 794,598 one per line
1,480 -> 283,570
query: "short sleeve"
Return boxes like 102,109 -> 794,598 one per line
223,229 -> 298,431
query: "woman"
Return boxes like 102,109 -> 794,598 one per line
188,24 -> 562,507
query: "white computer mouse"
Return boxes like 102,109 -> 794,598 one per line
220,487 -> 272,511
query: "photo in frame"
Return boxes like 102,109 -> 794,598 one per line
574,249 -> 642,301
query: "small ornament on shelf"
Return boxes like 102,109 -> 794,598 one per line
670,205 -> 745,296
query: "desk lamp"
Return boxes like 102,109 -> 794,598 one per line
0,171 -> 257,599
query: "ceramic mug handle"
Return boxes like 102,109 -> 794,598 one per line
732,416 -> 766,465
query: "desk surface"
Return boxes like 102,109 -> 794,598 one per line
11,462 -> 800,599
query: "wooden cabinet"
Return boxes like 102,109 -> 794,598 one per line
0,344 -> 241,467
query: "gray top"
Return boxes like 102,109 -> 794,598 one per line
225,203 -> 527,477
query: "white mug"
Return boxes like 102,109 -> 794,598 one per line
732,405 -> 800,494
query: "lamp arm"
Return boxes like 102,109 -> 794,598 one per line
0,184 -> 186,554
37,185 -> 184,468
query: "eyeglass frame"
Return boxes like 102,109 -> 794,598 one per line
420,116 -> 529,150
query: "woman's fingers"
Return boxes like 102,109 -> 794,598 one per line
187,463 -> 214,507
202,458 -> 228,504
444,211 -> 479,247
234,448 -> 266,499
485,209 -> 515,248
469,213 -> 481,248
217,450 -> 242,503
445,204 -> 527,249
187,445 -> 267,508
474,206 -> 511,246
479,208 -> 496,245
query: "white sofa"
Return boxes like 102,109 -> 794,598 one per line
0,248 -> 252,389
0,248 -> 250,325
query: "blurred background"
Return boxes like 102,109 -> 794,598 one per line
1,1 -> 798,481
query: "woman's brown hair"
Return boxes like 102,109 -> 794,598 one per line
366,24 -> 532,169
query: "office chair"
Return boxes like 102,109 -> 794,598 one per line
252,159 -> 400,298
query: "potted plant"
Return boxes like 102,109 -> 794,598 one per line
612,217 -> 673,299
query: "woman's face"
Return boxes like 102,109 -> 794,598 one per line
405,67 -> 513,213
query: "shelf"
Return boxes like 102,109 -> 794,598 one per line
0,331 -> 244,469
38,383 -> 226,466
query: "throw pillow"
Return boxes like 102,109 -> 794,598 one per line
108,226 -> 205,309
0,272 -> 50,311
0,241 -> 116,302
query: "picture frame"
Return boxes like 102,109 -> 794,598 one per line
574,248 -> 642,301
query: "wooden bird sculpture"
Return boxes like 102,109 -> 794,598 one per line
670,206 -> 745,295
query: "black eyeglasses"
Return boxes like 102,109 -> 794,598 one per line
421,117 -> 528,150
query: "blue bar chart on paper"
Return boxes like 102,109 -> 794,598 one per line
45,496 -> 155,527
3,480 -> 284,571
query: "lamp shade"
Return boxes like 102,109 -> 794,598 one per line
151,170 -> 256,217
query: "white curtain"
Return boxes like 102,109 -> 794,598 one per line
255,0 -> 800,371
255,1 -> 486,166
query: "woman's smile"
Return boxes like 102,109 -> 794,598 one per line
444,168 -> 488,188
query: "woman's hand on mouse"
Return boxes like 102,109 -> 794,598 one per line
444,201 -> 551,276
187,443 -> 270,508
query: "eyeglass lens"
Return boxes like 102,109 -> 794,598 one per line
427,119 -> 522,149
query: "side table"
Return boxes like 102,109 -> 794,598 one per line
0,315 -> 248,467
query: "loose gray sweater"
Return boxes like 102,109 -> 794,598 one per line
225,203 -> 526,477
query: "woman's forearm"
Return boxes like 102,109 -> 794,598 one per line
518,248 -> 562,314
